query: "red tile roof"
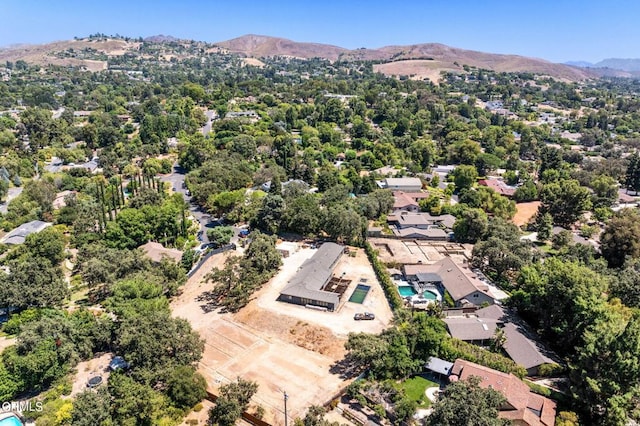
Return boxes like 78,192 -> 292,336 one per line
478,179 -> 516,197
450,359 -> 556,426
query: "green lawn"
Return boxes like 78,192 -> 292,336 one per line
397,376 -> 439,408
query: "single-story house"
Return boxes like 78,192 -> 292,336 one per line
552,227 -> 590,246
387,212 -> 456,230
278,242 -> 343,311
502,323 -> 556,376
1,220 -> 52,245
403,257 -> 495,307
53,190 -> 77,210
44,156 -> 63,173
424,356 -> 453,379
260,179 -> 309,193
471,305 -> 558,376
478,178 -> 516,197
449,359 -> 557,426
443,317 -> 503,345
393,227 -> 448,241
378,177 -> 422,192
618,188 -> 638,204
139,241 -> 183,263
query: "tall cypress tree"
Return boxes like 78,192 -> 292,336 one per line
626,153 -> 640,194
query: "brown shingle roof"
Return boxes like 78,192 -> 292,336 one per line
139,241 -> 183,263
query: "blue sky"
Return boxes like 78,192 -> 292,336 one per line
1,0 -> 638,63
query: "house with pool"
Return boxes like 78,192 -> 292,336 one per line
278,242 -> 346,311
402,257 -> 495,307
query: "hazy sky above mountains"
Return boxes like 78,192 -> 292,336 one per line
2,0 -> 638,63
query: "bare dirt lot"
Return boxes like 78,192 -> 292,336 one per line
512,201 -> 541,227
171,245 -> 390,425
67,352 -> 113,398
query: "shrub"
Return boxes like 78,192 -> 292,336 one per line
538,363 -> 565,377
364,242 -> 404,311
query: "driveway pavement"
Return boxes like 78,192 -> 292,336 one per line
160,163 -> 242,246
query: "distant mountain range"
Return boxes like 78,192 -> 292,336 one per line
216,34 -> 592,81
566,58 -> 640,74
3,33 -> 637,81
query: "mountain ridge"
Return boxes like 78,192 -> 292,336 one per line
215,34 -> 593,81
0,33 -> 598,81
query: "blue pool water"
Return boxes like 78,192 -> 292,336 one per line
422,290 -> 438,300
397,286 -> 438,300
398,286 -> 417,297
0,415 -> 23,426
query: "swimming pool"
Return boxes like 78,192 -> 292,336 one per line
349,284 -> 371,304
0,413 -> 23,426
421,290 -> 438,300
398,286 -> 417,297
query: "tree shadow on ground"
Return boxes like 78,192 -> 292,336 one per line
330,356 -> 362,380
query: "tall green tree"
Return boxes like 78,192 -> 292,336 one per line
600,208 -> 640,268
540,179 -> 591,227
426,376 -> 510,426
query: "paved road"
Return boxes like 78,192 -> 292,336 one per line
160,163 -> 242,246
201,110 -> 218,136
0,187 -> 24,214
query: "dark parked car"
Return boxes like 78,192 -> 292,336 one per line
109,356 -> 130,372
354,312 -> 375,321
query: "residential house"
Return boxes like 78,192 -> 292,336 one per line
403,257 -> 495,307
449,359 -> 557,426
502,323 -> 556,376
478,178 -> 516,198
1,220 -> 52,245
424,357 -> 453,380
225,110 -> 260,122
378,177 -> 422,192
53,190 -> 77,210
473,305 -> 558,376
278,242 -> 344,311
139,241 -> 183,263
443,317 -> 503,346
393,227 -> 448,241
387,212 -> 456,230
392,192 -> 420,212
617,188 -> 638,205
44,157 -> 63,173
260,179 -> 310,193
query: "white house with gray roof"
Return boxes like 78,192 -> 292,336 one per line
278,242 -> 344,311
378,177 -> 422,192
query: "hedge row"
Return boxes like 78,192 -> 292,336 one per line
443,338 -> 528,378
364,242 -> 404,311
